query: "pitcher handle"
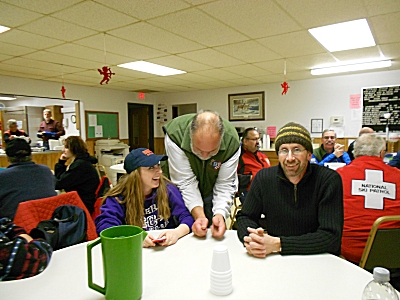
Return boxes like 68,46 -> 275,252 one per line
86,237 -> 105,295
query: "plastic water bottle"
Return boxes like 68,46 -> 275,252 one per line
361,267 -> 399,300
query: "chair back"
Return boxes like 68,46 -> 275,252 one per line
359,215 -> 400,270
92,176 -> 111,220
13,191 -> 98,241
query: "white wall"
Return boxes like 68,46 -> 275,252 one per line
0,75 -> 157,140
154,69 -> 400,138
2,70 -> 400,141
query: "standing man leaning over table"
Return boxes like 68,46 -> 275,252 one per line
312,129 -> 351,165
162,110 -> 240,238
237,122 -> 343,258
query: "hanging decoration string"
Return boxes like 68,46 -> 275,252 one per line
284,60 -> 287,80
281,59 -> 290,95
61,64 -> 66,99
98,32 -> 115,85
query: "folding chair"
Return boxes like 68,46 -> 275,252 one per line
13,191 -> 98,241
359,215 -> 400,271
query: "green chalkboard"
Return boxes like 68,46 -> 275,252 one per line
85,111 -> 119,139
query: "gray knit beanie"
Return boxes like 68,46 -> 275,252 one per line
275,122 -> 313,154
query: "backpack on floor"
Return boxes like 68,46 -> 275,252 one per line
30,205 -> 87,250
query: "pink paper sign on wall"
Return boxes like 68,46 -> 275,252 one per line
350,94 -> 361,109
267,126 -> 277,138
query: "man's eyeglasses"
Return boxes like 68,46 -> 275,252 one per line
278,148 -> 305,157
246,138 -> 260,141
323,136 -> 336,140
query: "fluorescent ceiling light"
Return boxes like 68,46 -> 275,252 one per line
0,25 -> 11,34
118,61 -> 186,76
311,60 -> 392,75
308,19 -> 375,52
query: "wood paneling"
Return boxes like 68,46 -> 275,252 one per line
154,137 -> 165,154
0,151 -> 62,170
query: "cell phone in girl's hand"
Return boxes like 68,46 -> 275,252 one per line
153,236 -> 167,243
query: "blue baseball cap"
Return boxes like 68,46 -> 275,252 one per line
124,148 -> 167,174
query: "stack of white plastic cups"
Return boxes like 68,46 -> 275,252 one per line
210,245 -> 233,296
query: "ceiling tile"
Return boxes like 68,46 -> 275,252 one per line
74,34 -> 168,60
257,31 -> 327,58
275,0 -> 368,28
193,69 -> 242,80
255,59 -> 304,74
370,11 -> 400,44
1,57 -> 85,73
214,40 -> 281,63
148,8 -> 248,47
0,53 -> 12,61
363,0 -> 400,16
109,22 -> 205,54
221,64 -> 273,77
94,0 -> 190,20
0,2 -> 42,27
331,46 -> 382,62
380,42 -> 400,60
288,53 -> 338,69
0,62 -> 60,77
225,77 -> 264,86
178,48 -> 243,67
18,16 -> 97,42
0,41 -> 36,56
23,51 -> 100,69
199,0 -> 301,38
52,1 -> 137,32
148,55 -> 210,72
0,29 -> 64,49
2,0 -> 82,15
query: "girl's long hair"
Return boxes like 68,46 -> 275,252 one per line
102,168 -> 171,227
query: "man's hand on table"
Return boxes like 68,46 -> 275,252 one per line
192,217 -> 208,237
243,227 -> 281,258
210,214 -> 226,238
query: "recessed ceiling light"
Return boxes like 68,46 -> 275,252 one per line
117,61 -> 186,76
311,59 -> 391,75
0,25 -> 11,34
308,19 -> 375,52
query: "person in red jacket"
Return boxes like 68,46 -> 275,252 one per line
237,128 -> 270,203
336,133 -> 400,264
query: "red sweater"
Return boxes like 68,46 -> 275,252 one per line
336,156 -> 400,263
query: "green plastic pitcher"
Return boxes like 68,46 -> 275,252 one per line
87,225 -> 147,300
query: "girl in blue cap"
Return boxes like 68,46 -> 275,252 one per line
95,148 -> 194,247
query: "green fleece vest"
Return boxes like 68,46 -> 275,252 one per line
313,145 -> 327,161
162,114 -> 239,199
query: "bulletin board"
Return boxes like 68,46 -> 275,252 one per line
362,85 -> 400,132
85,111 -> 119,140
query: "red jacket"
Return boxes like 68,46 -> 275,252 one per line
336,156 -> 400,263
237,147 -> 270,192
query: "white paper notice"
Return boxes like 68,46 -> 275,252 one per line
89,114 -> 97,126
95,125 -> 103,137
351,108 -> 362,121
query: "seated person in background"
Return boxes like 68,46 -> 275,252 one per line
95,148 -> 194,247
3,119 -> 31,145
312,129 -> 351,165
336,133 -> 400,264
0,139 -> 56,220
0,217 -> 53,281
237,127 -> 270,204
54,136 -> 99,214
388,150 -> 400,169
37,109 -> 65,150
237,122 -> 343,258
347,127 -> 374,161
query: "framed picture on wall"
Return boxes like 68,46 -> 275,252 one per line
228,91 -> 265,121
311,119 -> 323,133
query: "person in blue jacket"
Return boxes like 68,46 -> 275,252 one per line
312,129 -> 351,166
388,150 -> 400,169
95,148 -> 194,248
